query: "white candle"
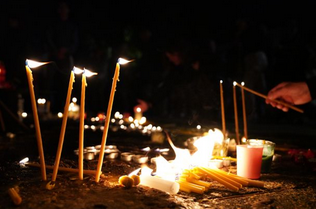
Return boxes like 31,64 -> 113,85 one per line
140,175 -> 180,194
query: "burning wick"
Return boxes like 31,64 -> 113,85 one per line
19,157 -> 29,165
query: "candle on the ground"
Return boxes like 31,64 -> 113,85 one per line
25,59 -> 49,181
95,58 -> 132,182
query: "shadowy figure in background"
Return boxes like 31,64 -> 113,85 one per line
134,37 -> 219,123
46,0 -> 79,113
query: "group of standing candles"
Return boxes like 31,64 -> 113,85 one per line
25,58 -> 132,186
220,80 -> 303,145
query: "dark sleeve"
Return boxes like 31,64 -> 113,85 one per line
306,77 -> 316,100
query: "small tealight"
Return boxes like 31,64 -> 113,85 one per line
132,155 -> 148,164
106,152 -> 119,159
209,159 -> 223,168
84,151 -> 95,161
120,152 -> 134,162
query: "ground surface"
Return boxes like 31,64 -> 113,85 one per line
1,117 -> 316,209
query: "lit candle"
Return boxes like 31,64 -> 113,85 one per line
134,107 -> 142,121
233,81 -> 240,145
220,80 -> 226,138
78,68 -> 97,180
25,59 -> 49,181
95,58 -> 132,182
241,82 -> 248,139
51,68 -> 79,184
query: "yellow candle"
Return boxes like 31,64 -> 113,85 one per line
220,80 -> 226,137
25,59 -> 48,181
203,167 -> 242,188
8,188 -> 22,205
196,167 -> 239,192
95,58 -> 132,182
26,162 -> 100,175
78,72 -> 86,180
241,82 -> 248,139
177,180 -> 205,194
51,70 -> 75,183
233,81 -> 240,145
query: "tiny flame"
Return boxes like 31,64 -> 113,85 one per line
84,68 -> 98,77
118,58 -> 133,65
136,107 -> 141,113
220,80 -> 223,84
73,67 -> 84,74
233,81 -> 237,86
241,81 -> 245,86
26,59 -> 49,68
19,157 -> 29,164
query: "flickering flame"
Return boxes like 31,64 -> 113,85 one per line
233,81 -> 237,86
241,81 -> 245,86
118,58 -> 133,65
136,107 -> 141,113
84,68 -> 98,77
19,157 -> 29,164
73,67 -> 84,74
26,59 -> 49,68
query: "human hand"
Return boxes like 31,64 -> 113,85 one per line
265,82 -> 312,112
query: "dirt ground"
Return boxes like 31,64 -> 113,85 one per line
1,119 -> 316,209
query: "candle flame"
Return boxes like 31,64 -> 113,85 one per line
19,157 -> 29,164
118,58 -> 133,65
26,59 -> 49,68
233,81 -> 237,86
84,68 -> 98,77
220,80 -> 223,83
73,67 -> 84,74
241,82 -> 245,86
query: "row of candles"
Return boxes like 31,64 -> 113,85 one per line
25,57 -> 303,189
25,58 -> 132,186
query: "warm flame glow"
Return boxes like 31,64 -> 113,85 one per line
84,68 -> 98,77
19,157 -> 29,164
220,80 -> 223,84
241,81 -> 245,86
73,67 -> 84,74
26,59 -> 49,68
118,58 -> 133,65
233,81 -> 237,86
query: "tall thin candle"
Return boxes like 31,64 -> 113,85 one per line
220,80 -> 226,137
95,58 -> 132,182
25,59 -> 48,181
241,82 -> 248,139
78,68 -> 97,180
51,68 -> 79,184
233,81 -> 240,145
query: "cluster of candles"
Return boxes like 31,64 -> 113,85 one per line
177,167 -> 264,194
24,58 -> 133,185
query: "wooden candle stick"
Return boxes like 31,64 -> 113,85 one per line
95,58 -> 132,182
25,59 -> 49,181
